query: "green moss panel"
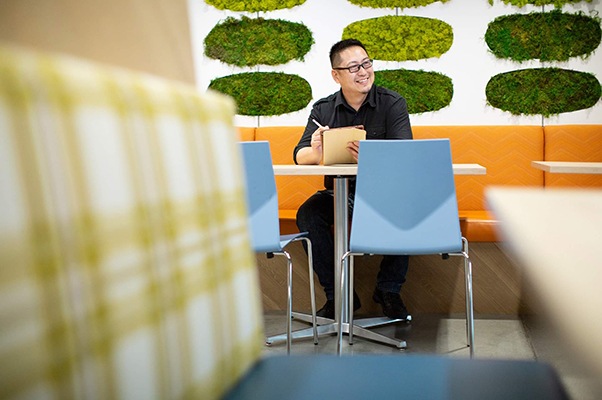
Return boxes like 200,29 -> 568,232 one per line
204,17 -> 314,67
205,0 -> 307,12
343,16 -> 453,61
375,70 -> 453,113
486,11 -> 601,62
488,0 -> 590,7
347,0 -> 449,7
208,72 -> 313,116
486,68 -> 601,117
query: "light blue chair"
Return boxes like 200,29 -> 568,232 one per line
337,139 -> 475,357
239,141 -> 318,354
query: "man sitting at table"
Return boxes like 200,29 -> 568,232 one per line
293,38 -> 413,320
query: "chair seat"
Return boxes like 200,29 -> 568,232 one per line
224,354 -> 568,400
279,232 -> 309,249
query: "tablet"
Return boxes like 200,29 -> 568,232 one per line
322,127 -> 366,165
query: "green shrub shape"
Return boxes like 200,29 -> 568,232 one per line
486,68 -> 601,117
347,0 -> 449,7
375,69 -> 453,113
485,11 -> 601,62
208,72 -> 312,116
343,16 -> 453,61
204,17 -> 314,67
205,0 -> 306,12
487,0 -> 590,7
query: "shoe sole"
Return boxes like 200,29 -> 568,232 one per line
317,300 -> 362,320
372,293 -> 409,321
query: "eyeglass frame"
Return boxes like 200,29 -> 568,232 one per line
333,59 -> 373,73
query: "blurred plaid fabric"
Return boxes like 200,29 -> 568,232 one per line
0,44 -> 263,400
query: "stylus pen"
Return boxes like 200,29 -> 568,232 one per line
312,118 -> 325,129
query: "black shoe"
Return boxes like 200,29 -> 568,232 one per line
316,292 -> 361,319
372,288 -> 409,320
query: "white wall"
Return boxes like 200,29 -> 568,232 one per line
188,0 -> 602,126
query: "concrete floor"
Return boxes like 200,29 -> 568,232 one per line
263,312 -> 602,400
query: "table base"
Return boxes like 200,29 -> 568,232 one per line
265,312 -> 408,349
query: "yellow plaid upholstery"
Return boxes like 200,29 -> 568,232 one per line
0,44 -> 263,399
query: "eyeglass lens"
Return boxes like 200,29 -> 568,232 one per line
348,60 -> 372,73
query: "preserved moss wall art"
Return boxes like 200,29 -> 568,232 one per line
208,72 -> 313,116
342,16 -> 453,61
205,0 -> 307,12
486,68 -> 601,116
347,0 -> 449,7
198,0 -> 601,119
487,0 -> 591,7
375,70 -> 453,113
204,17 -> 314,67
485,11 -> 601,62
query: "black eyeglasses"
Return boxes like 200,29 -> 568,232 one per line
333,59 -> 373,73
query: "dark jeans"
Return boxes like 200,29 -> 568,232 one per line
296,190 -> 409,300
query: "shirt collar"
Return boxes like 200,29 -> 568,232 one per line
334,85 -> 378,110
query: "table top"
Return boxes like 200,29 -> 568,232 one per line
272,163 -> 486,176
486,187 -> 602,378
531,161 -> 602,174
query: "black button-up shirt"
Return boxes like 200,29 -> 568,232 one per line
293,84 -> 413,190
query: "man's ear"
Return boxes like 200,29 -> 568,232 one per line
331,69 -> 340,84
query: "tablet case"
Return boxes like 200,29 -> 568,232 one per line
322,127 -> 366,165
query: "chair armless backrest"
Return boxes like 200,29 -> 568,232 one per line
0,44 -> 263,400
239,141 -> 282,253
350,139 -> 463,255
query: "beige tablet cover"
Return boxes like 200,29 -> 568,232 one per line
322,127 -> 366,165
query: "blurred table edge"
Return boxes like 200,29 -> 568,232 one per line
486,186 -> 602,380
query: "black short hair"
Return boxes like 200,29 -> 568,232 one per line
329,39 -> 369,68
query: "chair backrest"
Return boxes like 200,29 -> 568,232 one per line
239,141 -> 282,253
350,139 -> 463,255
0,44 -> 263,400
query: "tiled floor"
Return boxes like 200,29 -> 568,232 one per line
263,312 -> 602,400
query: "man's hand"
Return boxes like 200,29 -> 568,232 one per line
311,126 -> 328,152
347,140 -> 360,162
297,125 -> 329,165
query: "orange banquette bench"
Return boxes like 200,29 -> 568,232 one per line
238,125 -> 602,242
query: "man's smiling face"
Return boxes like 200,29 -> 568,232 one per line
331,46 -> 374,98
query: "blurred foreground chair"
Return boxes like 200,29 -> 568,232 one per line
0,43 -> 263,400
0,44 -> 568,400
338,139 -> 474,356
239,141 -> 317,354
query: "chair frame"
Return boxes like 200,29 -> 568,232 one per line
338,239 -> 474,357
240,141 -> 318,354
334,139 -> 475,357
267,236 -> 317,354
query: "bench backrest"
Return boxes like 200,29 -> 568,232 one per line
241,125 -> 546,213
255,126 -> 324,213
413,126 -> 545,210
543,124 -> 602,188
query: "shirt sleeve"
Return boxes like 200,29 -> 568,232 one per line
293,103 -> 328,164
386,96 -> 413,140
293,118 -> 314,164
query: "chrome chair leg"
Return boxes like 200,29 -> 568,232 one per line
302,237 -> 318,344
349,255 -> 355,345
462,238 -> 475,358
337,251 -> 351,355
450,237 -> 475,358
277,250 -> 293,355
